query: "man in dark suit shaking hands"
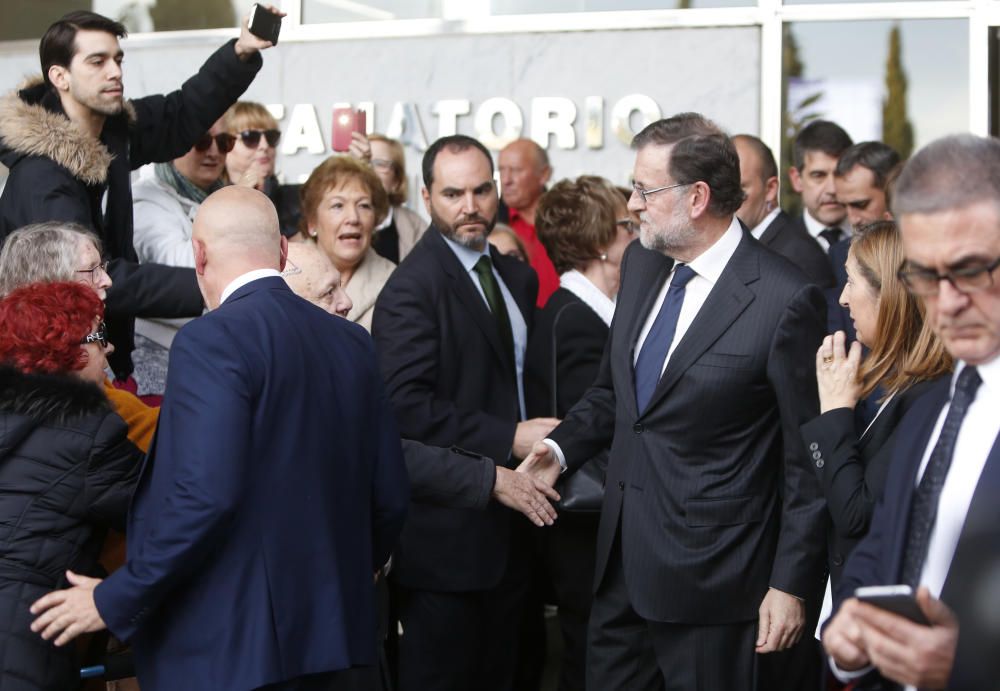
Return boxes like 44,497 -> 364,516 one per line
30,186 -> 410,691
520,113 -> 827,690
372,135 -> 558,691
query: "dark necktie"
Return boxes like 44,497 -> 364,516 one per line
473,255 -> 515,373
900,366 -> 982,587
634,264 -> 697,414
819,227 -> 844,252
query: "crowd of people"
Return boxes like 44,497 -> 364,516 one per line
0,7 -> 998,691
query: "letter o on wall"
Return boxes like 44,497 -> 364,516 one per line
475,97 -> 524,150
611,94 -> 662,146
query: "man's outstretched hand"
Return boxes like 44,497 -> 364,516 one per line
493,466 -> 560,526
516,440 -> 561,488
235,4 -> 286,60
30,571 -> 106,647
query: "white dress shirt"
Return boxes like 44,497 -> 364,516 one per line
441,235 -> 528,420
749,206 -> 781,241
633,217 -> 743,375
559,269 -> 616,327
219,268 -> 282,306
832,357 -> 1000,688
802,209 -> 850,252
546,216 -> 743,470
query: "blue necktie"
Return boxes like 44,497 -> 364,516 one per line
634,264 -> 697,414
900,365 -> 982,587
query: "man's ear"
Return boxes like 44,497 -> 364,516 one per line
48,65 -> 70,92
193,238 -> 208,276
688,180 -> 712,219
765,176 -> 780,207
421,186 -> 431,217
788,167 -> 803,194
539,165 -> 552,188
278,235 -> 288,272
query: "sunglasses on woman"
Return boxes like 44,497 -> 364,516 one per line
80,321 -> 109,349
237,129 -> 281,148
194,132 -> 237,153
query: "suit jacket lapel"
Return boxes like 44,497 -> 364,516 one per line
428,230 -> 512,372
621,248 -> 673,419
638,235 -> 757,416
626,249 -> 674,363
757,210 -> 788,247
493,246 -> 532,329
886,382 -> 951,579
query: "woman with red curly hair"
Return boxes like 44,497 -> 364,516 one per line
0,281 -> 143,691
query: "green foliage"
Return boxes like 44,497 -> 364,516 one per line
882,24 -> 914,160
781,25 -> 824,217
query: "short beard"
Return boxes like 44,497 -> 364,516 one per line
430,206 -> 496,253
639,198 -> 697,256
77,90 -> 124,118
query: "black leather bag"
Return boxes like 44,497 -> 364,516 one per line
550,302 -> 607,514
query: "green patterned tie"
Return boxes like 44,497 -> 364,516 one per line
473,255 -> 515,373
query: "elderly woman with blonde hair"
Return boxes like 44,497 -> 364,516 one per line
299,155 -> 395,331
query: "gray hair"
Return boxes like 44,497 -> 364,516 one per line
0,222 -> 102,296
893,134 -> 1000,217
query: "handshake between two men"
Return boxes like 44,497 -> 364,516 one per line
497,416 -> 563,527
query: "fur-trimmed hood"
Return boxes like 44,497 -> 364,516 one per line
0,365 -> 109,459
0,76 -> 136,186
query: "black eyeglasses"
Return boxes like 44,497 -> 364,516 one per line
76,260 -> 109,283
194,132 -> 237,153
80,321 -> 108,349
897,257 -> 1000,296
237,129 -> 281,148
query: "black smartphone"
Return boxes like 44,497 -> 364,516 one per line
248,4 -> 281,45
854,585 -> 930,625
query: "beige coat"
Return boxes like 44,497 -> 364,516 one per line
394,205 -> 428,260
345,247 -> 396,332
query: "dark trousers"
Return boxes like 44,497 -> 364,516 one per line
255,668 -> 376,691
587,538 -> 757,691
547,515 -> 599,691
396,550 -> 529,691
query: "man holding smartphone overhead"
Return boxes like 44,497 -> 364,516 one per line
0,5 -> 280,381
823,134 -> 1000,690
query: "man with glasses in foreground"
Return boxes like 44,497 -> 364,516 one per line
519,113 -> 827,690
823,134 -> 1000,690
0,8 -> 277,382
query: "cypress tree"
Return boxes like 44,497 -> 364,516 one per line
882,24 -> 914,160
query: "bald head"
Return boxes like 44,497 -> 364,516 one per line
284,241 -> 353,317
499,138 -> 551,214
195,186 -> 281,254
192,186 -> 286,309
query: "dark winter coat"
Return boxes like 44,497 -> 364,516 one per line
0,39 -> 261,378
0,367 -> 143,691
